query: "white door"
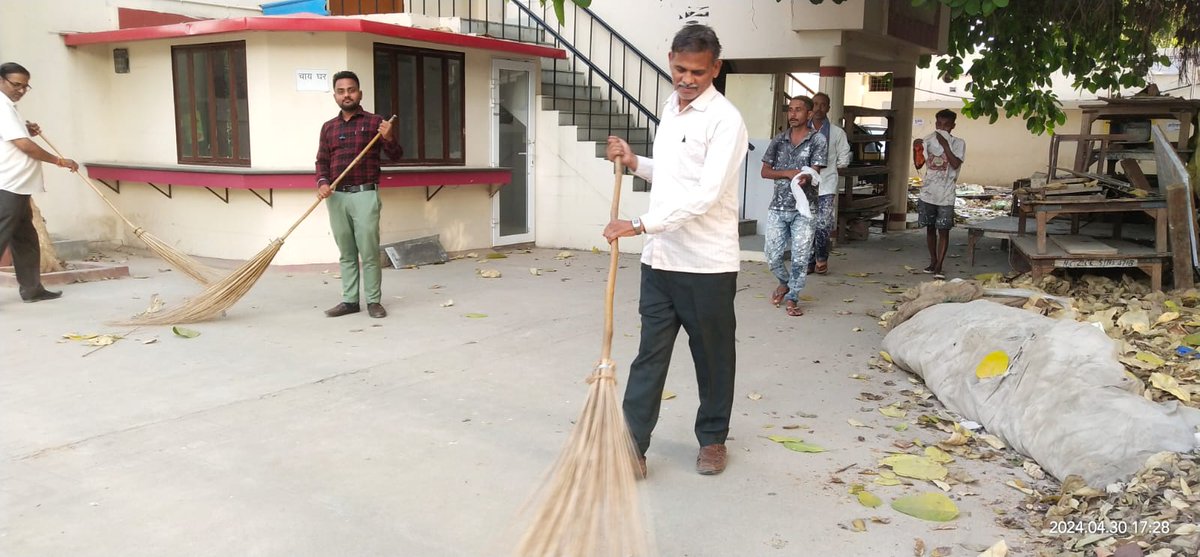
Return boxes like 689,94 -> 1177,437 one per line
492,59 -> 536,245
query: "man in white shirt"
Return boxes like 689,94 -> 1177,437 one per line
808,92 -> 851,275
604,24 -> 749,477
0,62 -> 79,304
913,109 -> 966,279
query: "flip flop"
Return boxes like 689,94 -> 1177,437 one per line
771,285 -> 788,307
922,266 -> 935,274
785,300 -> 804,317
933,273 -> 946,280
814,261 -> 828,275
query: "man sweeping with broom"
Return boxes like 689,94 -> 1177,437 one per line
604,24 -> 748,476
1,62 -> 78,304
315,70 -> 401,319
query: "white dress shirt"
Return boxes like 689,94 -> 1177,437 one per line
632,85 -> 749,274
0,96 -> 43,195
817,122 -> 851,197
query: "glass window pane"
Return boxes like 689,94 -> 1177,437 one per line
213,48 -> 233,159
422,56 -> 444,160
397,53 -> 418,160
448,58 -> 463,160
173,49 -> 194,159
234,48 -> 250,161
191,50 -> 212,159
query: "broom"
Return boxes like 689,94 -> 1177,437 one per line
38,133 -> 221,285
115,119 -> 394,325
514,159 -> 650,557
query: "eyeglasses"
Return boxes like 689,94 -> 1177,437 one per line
3,77 -> 31,92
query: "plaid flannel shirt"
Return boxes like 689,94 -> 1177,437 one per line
315,109 -> 403,188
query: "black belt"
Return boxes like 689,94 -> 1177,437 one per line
335,183 -> 377,193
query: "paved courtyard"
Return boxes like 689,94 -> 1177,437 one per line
2,229 -> 1032,556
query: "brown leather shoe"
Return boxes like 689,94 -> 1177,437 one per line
696,444 -> 727,475
367,303 -> 387,318
324,302 -> 360,317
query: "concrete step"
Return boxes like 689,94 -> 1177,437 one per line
557,111 -> 639,129
543,96 -> 617,115
593,141 -> 651,159
463,19 -> 546,44
541,68 -> 589,87
50,237 -> 91,260
578,126 -> 650,144
543,83 -> 608,101
738,219 -> 757,237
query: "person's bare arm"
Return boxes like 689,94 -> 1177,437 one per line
761,162 -> 801,182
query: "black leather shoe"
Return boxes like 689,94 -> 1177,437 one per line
367,303 -> 387,318
22,288 -> 62,303
324,302 -> 360,317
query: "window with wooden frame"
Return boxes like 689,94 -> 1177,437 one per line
374,43 -> 464,165
171,41 -> 250,166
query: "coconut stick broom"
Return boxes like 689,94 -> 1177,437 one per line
38,133 -> 221,285
514,159 -> 650,557
115,119 -> 394,325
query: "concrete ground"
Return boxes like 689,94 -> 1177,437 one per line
1,229 -> 1034,556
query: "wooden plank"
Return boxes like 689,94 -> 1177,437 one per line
1052,235 -> 1119,255
1120,159 -> 1152,192
1167,182 -> 1195,290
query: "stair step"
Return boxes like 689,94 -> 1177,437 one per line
463,19 -> 546,44
543,96 -> 617,115
544,83 -> 605,101
578,127 -> 650,143
738,219 -> 757,237
557,111 -> 640,129
541,68 -> 590,87
594,141 -> 651,159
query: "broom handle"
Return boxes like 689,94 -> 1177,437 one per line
37,133 -> 140,232
600,158 -> 623,362
283,115 -> 398,240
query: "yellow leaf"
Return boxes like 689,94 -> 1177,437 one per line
880,350 -> 893,363
974,272 -> 1002,281
893,423 -> 909,432
478,269 -> 502,278
1150,372 -> 1192,402
661,390 -> 677,400
1155,311 -> 1180,325
891,492 -> 960,522
767,435 -> 802,443
856,490 -> 883,508
932,480 -> 952,492
84,334 -> 120,347
851,518 -> 867,532
924,446 -> 954,463
464,313 -> 488,318
874,476 -> 902,487
846,272 -> 870,278
848,418 -> 869,428
800,295 -> 817,302
171,326 -> 200,338
1116,309 -> 1151,333
979,434 -> 1006,450
880,454 -> 948,481
1135,351 -> 1166,369
782,440 -> 826,453
975,351 -> 1009,379
879,405 -> 907,418
1005,479 -> 1035,495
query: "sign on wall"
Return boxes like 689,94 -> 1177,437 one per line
296,69 -> 330,92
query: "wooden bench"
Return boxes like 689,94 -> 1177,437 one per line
1011,235 -> 1168,291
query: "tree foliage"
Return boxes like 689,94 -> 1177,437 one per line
810,0 -> 1200,134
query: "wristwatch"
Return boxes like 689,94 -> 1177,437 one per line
631,217 -> 644,235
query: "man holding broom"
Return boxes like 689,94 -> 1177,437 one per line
603,24 -> 748,476
0,62 -> 78,304
315,70 -> 401,319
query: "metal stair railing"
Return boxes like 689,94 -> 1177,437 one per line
405,0 -> 671,150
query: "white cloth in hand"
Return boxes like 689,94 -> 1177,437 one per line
789,166 -> 822,218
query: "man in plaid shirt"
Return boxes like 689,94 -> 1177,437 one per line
315,70 -> 402,319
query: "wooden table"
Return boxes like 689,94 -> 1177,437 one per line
1019,196 -> 1167,255
1012,236 -> 1168,291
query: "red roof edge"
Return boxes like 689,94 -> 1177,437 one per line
63,15 -> 566,59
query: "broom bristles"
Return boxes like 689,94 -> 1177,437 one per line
515,362 -> 651,557
133,228 -> 221,285
115,239 -> 284,325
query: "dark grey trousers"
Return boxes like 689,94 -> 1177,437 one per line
623,264 -> 738,455
0,190 -> 43,298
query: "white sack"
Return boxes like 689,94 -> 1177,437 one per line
882,299 -> 1200,486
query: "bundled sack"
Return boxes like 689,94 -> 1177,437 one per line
882,299 -> 1200,487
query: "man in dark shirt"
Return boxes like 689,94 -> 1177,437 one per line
315,70 -> 402,318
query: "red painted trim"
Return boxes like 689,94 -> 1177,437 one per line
85,164 -> 511,190
819,66 -> 846,78
893,77 -> 915,88
63,16 -> 567,59
118,7 -> 201,29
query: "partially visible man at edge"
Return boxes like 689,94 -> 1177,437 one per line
603,23 -> 749,477
315,70 -> 401,319
0,61 -> 79,305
